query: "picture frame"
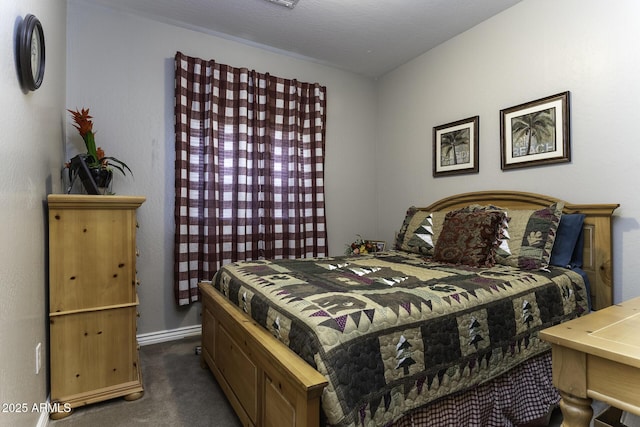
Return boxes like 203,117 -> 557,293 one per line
370,240 -> 386,253
500,91 -> 570,170
433,116 -> 479,177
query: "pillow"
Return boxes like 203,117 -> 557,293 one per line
550,214 -> 586,268
395,206 -> 428,251
395,207 -> 447,255
432,209 -> 507,267
571,221 -> 586,268
495,202 -> 564,270
454,203 -> 511,253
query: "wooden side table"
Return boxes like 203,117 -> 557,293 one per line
539,297 -> 640,427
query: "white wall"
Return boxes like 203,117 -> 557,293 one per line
65,0 -> 640,337
376,0 -> 640,303
66,0 -> 378,334
0,1 -> 66,426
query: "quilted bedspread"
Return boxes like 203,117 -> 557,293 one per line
211,251 -> 588,427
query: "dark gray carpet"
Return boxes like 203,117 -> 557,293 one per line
50,336 -> 242,427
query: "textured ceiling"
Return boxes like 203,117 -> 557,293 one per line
84,0 -> 522,78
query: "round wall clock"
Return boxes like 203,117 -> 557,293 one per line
18,14 -> 46,91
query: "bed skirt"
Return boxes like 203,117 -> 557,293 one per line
388,352 -> 559,427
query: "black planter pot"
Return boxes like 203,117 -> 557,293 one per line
67,154 -> 114,194
90,167 -> 113,188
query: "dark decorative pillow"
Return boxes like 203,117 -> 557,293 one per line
550,213 -> 586,268
455,203 -> 511,253
495,202 -> 564,270
432,209 -> 507,267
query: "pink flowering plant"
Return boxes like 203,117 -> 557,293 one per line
67,107 -> 132,176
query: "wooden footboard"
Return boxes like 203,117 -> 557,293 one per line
198,281 -> 328,427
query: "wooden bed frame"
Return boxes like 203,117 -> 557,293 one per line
198,191 -> 619,427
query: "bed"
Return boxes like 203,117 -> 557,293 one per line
198,191 -> 618,427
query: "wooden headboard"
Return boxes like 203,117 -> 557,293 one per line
419,191 -> 619,310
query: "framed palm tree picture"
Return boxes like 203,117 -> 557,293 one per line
433,116 -> 479,177
500,91 -> 570,170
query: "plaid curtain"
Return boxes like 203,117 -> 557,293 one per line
174,51 -> 328,305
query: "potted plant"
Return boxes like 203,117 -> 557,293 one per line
66,108 -> 132,194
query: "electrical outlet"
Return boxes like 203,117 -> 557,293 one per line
35,343 -> 42,375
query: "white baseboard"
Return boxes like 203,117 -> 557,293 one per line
36,409 -> 49,427
136,324 -> 202,346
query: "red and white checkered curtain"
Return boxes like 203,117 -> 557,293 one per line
173,51 -> 328,305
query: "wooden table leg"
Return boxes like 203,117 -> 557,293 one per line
559,392 -> 593,427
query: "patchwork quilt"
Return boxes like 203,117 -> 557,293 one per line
211,251 -> 588,427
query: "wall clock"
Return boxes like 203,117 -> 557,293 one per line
17,14 -> 46,91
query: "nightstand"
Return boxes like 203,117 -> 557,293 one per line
539,297 -> 640,427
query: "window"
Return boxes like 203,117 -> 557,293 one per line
173,52 -> 327,305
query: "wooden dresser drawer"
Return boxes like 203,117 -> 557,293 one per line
50,305 -> 138,399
